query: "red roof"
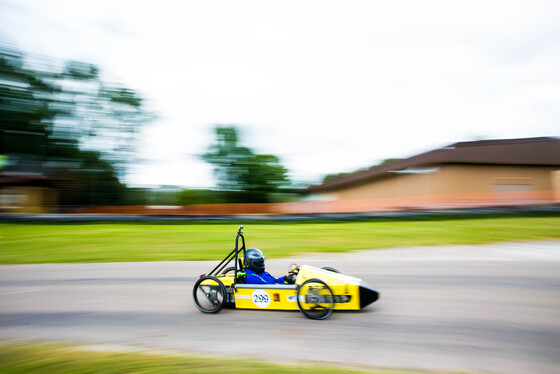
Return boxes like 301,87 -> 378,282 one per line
309,137 -> 560,192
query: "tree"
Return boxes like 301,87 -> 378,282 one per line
0,48 -> 59,159
202,125 -> 290,203
0,46 -> 152,206
55,61 -> 153,176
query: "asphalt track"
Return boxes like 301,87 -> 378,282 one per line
1,241 -> 559,374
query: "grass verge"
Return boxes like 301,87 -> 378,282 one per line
0,342 -> 422,374
0,216 -> 559,264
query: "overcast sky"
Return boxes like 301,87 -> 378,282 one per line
1,0 -> 559,188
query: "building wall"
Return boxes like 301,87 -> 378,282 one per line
553,171 -> 560,202
0,186 -> 56,213
335,172 -> 434,200
320,164 -> 559,201
431,164 -> 557,196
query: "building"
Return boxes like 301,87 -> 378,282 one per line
0,156 -> 60,214
305,137 -> 560,211
0,173 -> 58,213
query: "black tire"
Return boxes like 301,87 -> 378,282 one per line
296,278 -> 334,320
192,275 -> 227,313
321,266 -> 340,273
222,266 -> 236,275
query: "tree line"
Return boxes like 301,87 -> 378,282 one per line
0,46 -> 294,208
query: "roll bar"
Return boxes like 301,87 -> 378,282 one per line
206,225 -> 246,285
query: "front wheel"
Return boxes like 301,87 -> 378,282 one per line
296,278 -> 334,320
192,276 -> 226,313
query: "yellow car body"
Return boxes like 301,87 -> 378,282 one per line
192,226 -> 379,319
198,265 -> 378,314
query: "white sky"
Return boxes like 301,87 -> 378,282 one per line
1,0 -> 559,188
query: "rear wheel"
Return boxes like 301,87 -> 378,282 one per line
321,266 -> 340,273
192,276 -> 226,313
296,278 -> 334,320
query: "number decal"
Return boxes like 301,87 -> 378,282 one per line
253,294 -> 269,303
251,289 -> 271,308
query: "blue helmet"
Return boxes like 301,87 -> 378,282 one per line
244,248 -> 265,274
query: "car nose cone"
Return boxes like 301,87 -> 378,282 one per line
359,280 -> 379,308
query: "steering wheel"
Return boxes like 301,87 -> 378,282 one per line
288,263 -> 299,275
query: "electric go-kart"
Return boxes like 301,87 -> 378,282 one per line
192,225 -> 379,319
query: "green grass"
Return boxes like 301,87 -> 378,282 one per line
0,342 -> 417,374
0,216 -> 559,264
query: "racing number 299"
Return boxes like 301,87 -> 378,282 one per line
251,289 -> 271,308
253,294 -> 269,303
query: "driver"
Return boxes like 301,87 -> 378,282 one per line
244,248 -> 296,284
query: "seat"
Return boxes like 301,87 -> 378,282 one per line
236,274 -> 247,284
